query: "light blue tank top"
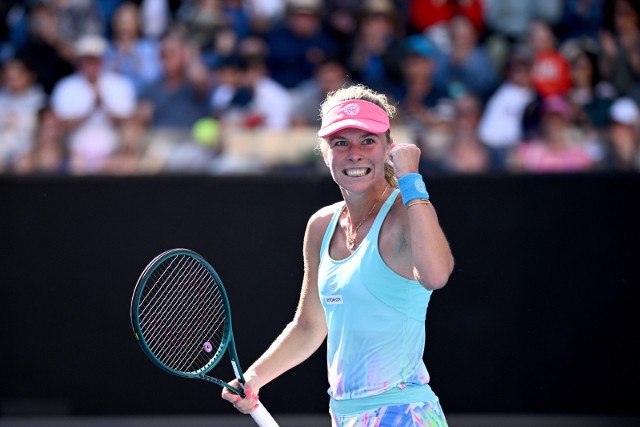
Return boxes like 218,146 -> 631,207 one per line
318,189 -> 437,416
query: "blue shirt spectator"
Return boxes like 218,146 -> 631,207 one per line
264,0 -> 339,89
136,31 -> 211,130
434,15 -> 498,101
103,2 -> 162,95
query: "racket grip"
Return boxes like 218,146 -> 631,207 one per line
249,401 -> 279,427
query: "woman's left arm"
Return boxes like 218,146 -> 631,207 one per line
390,143 -> 454,290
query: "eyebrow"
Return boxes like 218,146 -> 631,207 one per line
329,131 -> 379,141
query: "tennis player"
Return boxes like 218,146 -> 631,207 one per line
222,84 -> 454,426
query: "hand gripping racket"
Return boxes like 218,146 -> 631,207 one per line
130,248 -> 279,427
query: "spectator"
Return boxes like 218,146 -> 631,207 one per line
193,0 -> 254,67
564,39 -> 616,138
290,57 -> 352,127
483,0 -> 564,74
233,36 -> 292,130
221,0 -> 253,40
478,47 -> 536,170
484,0 -> 564,43
102,119 -> 151,175
528,19 -> 573,98
50,34 -> 137,174
603,96 -> 640,171
54,0 -> 105,45
323,0 -> 364,59
394,35 -> 448,133
407,0 -> 484,39
434,14 -> 498,102
444,94 -> 490,174
13,105 -> 68,174
598,0 -> 640,103
345,0 -> 405,96
136,30 -> 211,137
1,0 -> 26,61
509,95 -> 598,173
16,2 -> 75,94
98,0 -> 127,38
200,23 -> 241,70
444,93 -> 490,174
264,0 -> 339,90
103,1 -> 162,95
134,30 -> 213,172
139,0 -> 175,39
209,54 -> 251,122
0,56 -> 46,171
175,0 -> 228,50
555,0 -> 605,43
242,0 -> 287,34
417,98 -> 457,173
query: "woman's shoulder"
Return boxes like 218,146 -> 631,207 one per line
306,202 -> 341,233
304,202 -> 343,255
309,202 -> 342,224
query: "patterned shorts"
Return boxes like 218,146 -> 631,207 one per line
330,400 -> 448,427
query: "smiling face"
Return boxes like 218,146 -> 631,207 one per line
322,128 -> 390,191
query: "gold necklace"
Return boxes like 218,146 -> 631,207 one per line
344,185 -> 388,250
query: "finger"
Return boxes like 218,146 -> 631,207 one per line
233,394 -> 259,414
221,388 -> 242,403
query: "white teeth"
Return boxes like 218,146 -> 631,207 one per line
345,168 -> 369,177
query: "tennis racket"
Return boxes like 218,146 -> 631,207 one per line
130,248 -> 279,427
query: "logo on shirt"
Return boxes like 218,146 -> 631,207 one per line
324,295 -> 343,305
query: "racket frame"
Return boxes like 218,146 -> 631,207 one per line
130,248 -> 246,397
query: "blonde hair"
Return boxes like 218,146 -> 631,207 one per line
317,84 -> 398,188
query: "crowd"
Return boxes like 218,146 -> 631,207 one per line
0,0 -> 639,176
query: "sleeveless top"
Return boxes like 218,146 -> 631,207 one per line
318,189 -> 437,416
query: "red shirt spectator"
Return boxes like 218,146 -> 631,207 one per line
408,0 -> 484,34
531,50 -> 572,97
528,19 -> 572,97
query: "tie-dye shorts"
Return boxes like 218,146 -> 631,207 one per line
330,400 -> 448,427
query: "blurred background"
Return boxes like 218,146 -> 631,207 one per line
1,0 -> 640,426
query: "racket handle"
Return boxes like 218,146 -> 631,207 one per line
249,401 -> 279,427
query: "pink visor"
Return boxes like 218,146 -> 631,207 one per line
318,100 -> 390,137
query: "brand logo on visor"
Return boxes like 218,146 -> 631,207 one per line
343,103 -> 360,116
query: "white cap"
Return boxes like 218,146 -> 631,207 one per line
75,34 -> 108,58
610,97 -> 640,125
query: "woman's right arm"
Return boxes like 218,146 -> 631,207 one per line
221,211 -> 329,413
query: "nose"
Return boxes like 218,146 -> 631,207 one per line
347,143 -> 363,161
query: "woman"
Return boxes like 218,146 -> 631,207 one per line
222,84 -> 454,426
599,0 -> 640,100
103,1 -> 162,96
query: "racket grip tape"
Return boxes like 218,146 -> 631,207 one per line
250,402 -> 279,427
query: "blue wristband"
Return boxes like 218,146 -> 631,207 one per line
398,173 -> 429,205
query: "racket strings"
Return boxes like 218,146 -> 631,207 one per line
142,257 -> 208,352
166,280 -> 223,371
173,291 -> 226,372
139,255 -> 192,328
138,254 -> 229,373
144,257 -> 219,352
143,258 -> 209,344
144,259 -> 225,371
